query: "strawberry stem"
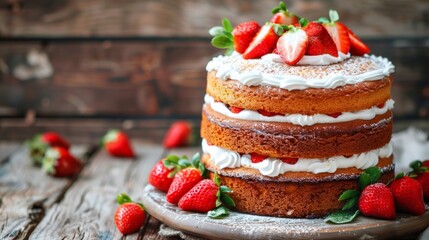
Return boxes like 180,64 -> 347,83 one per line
117,193 -> 145,210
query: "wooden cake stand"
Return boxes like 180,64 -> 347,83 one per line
142,185 -> 429,240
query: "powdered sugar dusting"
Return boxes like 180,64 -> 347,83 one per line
206,53 -> 394,90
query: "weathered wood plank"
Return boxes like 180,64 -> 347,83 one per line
29,140 -> 165,240
0,144 -> 91,239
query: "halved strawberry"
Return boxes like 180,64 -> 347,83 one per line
346,27 -> 371,56
318,10 -> 350,54
230,106 -> 244,113
327,112 -> 342,118
270,1 -> 299,26
280,157 -> 299,165
232,21 -> 261,54
258,109 -> 282,117
277,27 -> 308,65
303,22 -> 338,57
250,153 -> 266,163
243,24 -> 282,59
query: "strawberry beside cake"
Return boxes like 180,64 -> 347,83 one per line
201,4 -> 395,218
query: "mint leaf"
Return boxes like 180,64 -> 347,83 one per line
325,209 -> 360,224
208,206 -> 230,219
339,189 -> 360,201
342,197 -> 358,211
365,167 -> 381,184
211,35 -> 233,49
329,9 -> 339,23
358,172 -> 371,190
209,26 -> 224,36
222,18 -> 233,32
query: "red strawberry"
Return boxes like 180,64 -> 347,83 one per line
178,179 -> 219,212
166,168 -> 204,204
277,27 -> 308,65
416,172 -> 429,200
232,21 -> 261,54
346,27 -> 370,56
318,10 -> 350,54
243,24 -> 281,59
230,106 -> 244,113
280,157 -> 298,165
377,103 -> 385,108
102,129 -> 134,158
258,109 -> 282,117
423,160 -> 429,168
250,153 -> 266,163
27,132 -> 70,165
114,194 -> 146,235
148,161 -> 175,192
327,112 -> 342,118
42,147 -> 82,177
303,22 -> 338,57
358,183 -> 396,220
409,160 -> 429,201
389,176 -> 425,215
270,1 -> 299,26
163,121 -> 192,149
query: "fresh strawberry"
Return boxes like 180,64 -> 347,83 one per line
250,153 -> 266,163
163,121 -> 193,149
423,160 -> 429,168
303,22 -> 338,57
327,112 -> 342,118
102,129 -> 134,158
318,10 -> 350,54
258,109 -> 282,117
232,21 -> 261,54
345,26 -> 370,56
409,160 -> 429,200
230,106 -> 244,113
376,103 -> 385,108
114,193 -> 146,235
270,1 -> 299,26
416,172 -> 429,200
42,147 -> 82,177
243,24 -> 281,59
148,154 -> 195,192
358,183 -> 396,220
178,174 -> 235,217
26,132 -> 70,165
389,175 -> 425,215
277,27 -> 308,65
280,157 -> 298,165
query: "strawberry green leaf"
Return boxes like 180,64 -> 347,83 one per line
220,193 -> 235,208
273,24 -> 285,36
219,186 -> 232,193
271,6 -> 281,14
364,167 -> 381,184
224,48 -> 235,56
325,209 -> 360,224
167,169 -> 179,178
214,173 -> 221,186
222,18 -> 233,32
209,26 -> 224,36
317,17 -> 330,24
223,31 -> 233,39
338,189 -> 360,201
166,155 -> 180,163
329,9 -> 340,23
211,35 -> 234,49
178,159 -> 191,168
358,172 -> 371,190
279,1 -> 286,11
299,18 -> 309,27
102,129 -> 119,145
342,197 -> 358,211
410,160 -> 424,173
192,152 -> 201,167
216,199 -> 222,208
208,206 -> 230,219
117,193 -> 132,205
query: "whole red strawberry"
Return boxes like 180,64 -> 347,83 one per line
270,1 -> 299,26
409,160 -> 429,201
148,154 -> 194,192
166,168 -> 204,204
42,147 -> 82,177
303,22 -> 338,57
416,172 -> 429,200
163,121 -> 193,149
389,176 -> 425,215
27,132 -> 70,165
242,24 -> 281,59
423,160 -> 429,168
232,21 -> 261,54
114,193 -> 146,235
178,179 -> 219,212
102,129 -> 134,158
318,10 -> 350,54
358,183 -> 396,220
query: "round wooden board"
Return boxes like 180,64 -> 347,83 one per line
142,185 -> 429,240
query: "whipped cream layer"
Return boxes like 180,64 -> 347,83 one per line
206,52 -> 394,90
202,139 -> 393,177
263,52 -> 351,65
205,94 -> 394,126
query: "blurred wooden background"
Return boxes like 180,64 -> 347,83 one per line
0,0 -> 428,141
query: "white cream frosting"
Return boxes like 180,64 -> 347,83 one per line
206,53 -> 395,90
262,52 -> 351,65
202,139 -> 393,177
205,94 -> 394,126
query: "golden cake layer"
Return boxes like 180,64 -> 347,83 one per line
203,154 -> 395,218
201,104 -> 392,158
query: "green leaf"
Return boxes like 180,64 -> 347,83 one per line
208,206 -> 230,219
342,197 -> 358,211
192,152 -> 201,167
167,168 -> 179,178
273,24 -> 284,36
211,35 -> 233,49
178,159 -> 191,168
220,193 -> 236,208
222,18 -> 233,32
209,26 -> 224,36
279,1 -> 286,11
216,199 -> 222,207
117,193 -> 132,205
271,6 -> 281,14
299,18 -> 309,27
410,160 -> 423,173
317,17 -> 329,24
358,172 -> 371,190
325,209 -> 360,224
338,189 -> 360,201
223,31 -> 233,39
214,173 -> 221,186
329,9 -> 339,23
219,186 -> 232,193
224,47 -> 235,56
365,167 -> 381,184
166,155 -> 180,163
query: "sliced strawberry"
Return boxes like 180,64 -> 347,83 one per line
277,27 -> 308,65
280,157 -> 298,165
377,103 -> 385,108
230,106 -> 244,113
347,27 -> 371,56
250,153 -> 266,163
270,1 -> 299,26
327,112 -> 342,118
323,22 -> 350,54
232,21 -> 261,54
243,24 -> 280,59
258,109 -> 282,117
303,22 -> 338,57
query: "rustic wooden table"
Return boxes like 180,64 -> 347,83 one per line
0,139 -> 200,240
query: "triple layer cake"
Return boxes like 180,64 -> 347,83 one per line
201,7 -> 395,218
